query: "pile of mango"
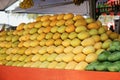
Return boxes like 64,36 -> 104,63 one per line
0,13 -> 120,70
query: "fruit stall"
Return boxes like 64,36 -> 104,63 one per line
0,0 -> 120,80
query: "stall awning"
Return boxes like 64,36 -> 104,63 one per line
12,0 -> 89,15
0,0 -> 17,10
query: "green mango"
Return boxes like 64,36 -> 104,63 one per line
108,51 -> 120,62
98,51 -> 111,61
94,63 -> 107,71
85,61 -> 99,71
107,63 -> 120,72
109,40 -> 120,51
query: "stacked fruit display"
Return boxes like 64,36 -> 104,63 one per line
0,13 -> 120,70
86,40 -> 120,72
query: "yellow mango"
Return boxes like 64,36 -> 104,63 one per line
47,46 -> 56,54
49,15 -> 57,21
54,39 -> 62,46
38,27 -> 45,34
45,39 -> 54,46
57,14 -> 65,20
100,33 -> 108,41
25,47 -> 33,55
55,53 -> 66,62
5,42 -> 12,48
11,54 -> 21,61
73,14 -> 85,21
73,53 -> 86,62
74,61 -> 88,70
17,30 -> 23,36
102,39 -> 112,49
65,19 -> 74,25
54,46 -> 64,54
62,53 -> 75,62
31,61 -> 42,68
12,36 -> 19,42
23,29 -> 30,35
74,19 -> 87,27
82,46 -> 95,54
77,31 -> 90,40
31,54 -> 41,62
63,13 -> 74,20
70,38 -> 81,47
40,15 -> 50,21
39,39 -> 46,46
47,53 -> 58,62
48,61 -> 58,69
12,61 -> 20,66
87,22 -> 99,29
50,26 -> 58,33
109,32 -> 119,40
23,62 -> 33,67
43,26 -> 51,33
23,40 -> 31,48
91,35 -> 101,42
56,20 -> 65,26
89,29 -> 98,35
17,62 -> 25,67
28,22 -> 36,29
55,62 -> 67,69
65,25 -> 75,33
39,61 -> 50,68
95,49 -> 104,55
0,48 -> 7,54
18,55 -> 27,61
12,41 -> 19,48
11,47 -> 19,54
75,26 -> 87,33
18,42 -> 24,48
40,54 -> 50,61
85,53 -> 98,63
30,33 -> 39,40
38,46 -> 47,54
61,33 -> 69,40
94,42 -> 102,50
62,39 -> 71,47
64,46 -> 74,54
6,35 -> 12,41
65,61 -> 78,70
29,28 -> 37,34
34,21 -> 42,28
45,32 -> 53,39
72,46 -> 84,54
16,23 -> 25,31
6,48 -> 13,54
6,54 -> 14,61
17,47 -> 27,55
30,40 -> 39,47
81,37 -> 95,46
52,33 -> 61,40
42,20 -> 51,27
98,27 -> 106,34
5,61 -> 14,66
50,20 -> 57,27
0,60 -> 7,65
35,16 -> 42,22
24,55 -> 34,62
32,46 -> 41,54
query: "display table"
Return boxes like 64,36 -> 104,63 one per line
0,65 -> 120,80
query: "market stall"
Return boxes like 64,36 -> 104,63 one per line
0,0 -> 120,80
